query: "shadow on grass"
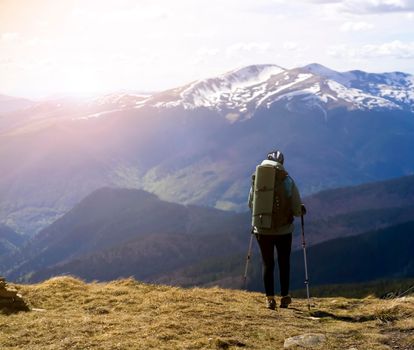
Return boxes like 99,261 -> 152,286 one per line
309,310 -> 376,323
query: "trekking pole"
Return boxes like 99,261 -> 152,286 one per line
301,214 -> 311,311
243,229 -> 254,290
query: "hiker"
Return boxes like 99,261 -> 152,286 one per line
248,150 -> 306,310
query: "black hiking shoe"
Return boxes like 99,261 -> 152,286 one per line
266,298 -> 276,310
280,295 -> 292,308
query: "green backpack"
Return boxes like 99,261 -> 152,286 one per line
251,164 -> 293,230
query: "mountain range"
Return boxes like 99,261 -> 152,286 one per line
1,63 -> 414,236
2,175 -> 413,290
1,188 -> 247,281
155,221 -> 414,293
143,63 -> 414,116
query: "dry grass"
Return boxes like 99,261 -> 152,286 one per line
0,276 -> 413,349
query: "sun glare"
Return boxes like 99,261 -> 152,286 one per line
0,0 -> 413,98
61,69 -> 104,97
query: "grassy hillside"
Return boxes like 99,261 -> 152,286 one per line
293,278 -> 414,299
1,276 -> 413,350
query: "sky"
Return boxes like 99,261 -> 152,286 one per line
0,0 -> 414,99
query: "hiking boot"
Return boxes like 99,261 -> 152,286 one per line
266,298 -> 276,310
280,295 -> 292,308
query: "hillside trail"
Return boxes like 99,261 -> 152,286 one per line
0,276 -> 413,349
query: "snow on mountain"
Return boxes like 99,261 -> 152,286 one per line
147,64 -> 286,121
91,92 -> 150,108
255,72 -> 313,108
301,65 -> 414,111
77,92 -> 151,120
326,80 -> 401,110
4,64 -> 411,123
179,64 -> 286,108
62,63 -> 414,122
303,63 -> 355,85
141,64 -> 414,119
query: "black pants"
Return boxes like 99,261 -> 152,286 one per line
256,233 -> 292,297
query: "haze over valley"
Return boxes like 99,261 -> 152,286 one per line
1,58 -> 414,292
1,63 -> 414,238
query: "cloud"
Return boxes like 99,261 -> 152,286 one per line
226,42 -> 271,58
190,47 -> 221,65
304,0 -> 414,14
364,40 -> 414,58
343,0 -> 414,14
340,21 -> 374,31
0,57 -> 14,65
328,40 -> 414,59
283,41 -> 300,50
184,30 -> 217,39
196,47 -> 220,56
27,37 -> 52,47
304,0 -> 342,2
1,32 -> 19,42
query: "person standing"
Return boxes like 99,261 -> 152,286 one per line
248,150 -> 306,310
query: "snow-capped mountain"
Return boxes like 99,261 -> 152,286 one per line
1,63 -> 414,236
303,63 -> 414,111
147,64 -> 285,119
143,63 -> 414,119
40,63 -> 412,122
2,64 -> 413,122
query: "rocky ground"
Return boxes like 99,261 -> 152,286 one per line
0,276 -> 413,349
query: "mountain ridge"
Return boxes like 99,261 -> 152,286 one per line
2,187 -> 247,281
134,63 -> 414,119
152,221 -> 414,291
1,63 -> 414,235
4,174 -> 414,285
2,63 -> 413,121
